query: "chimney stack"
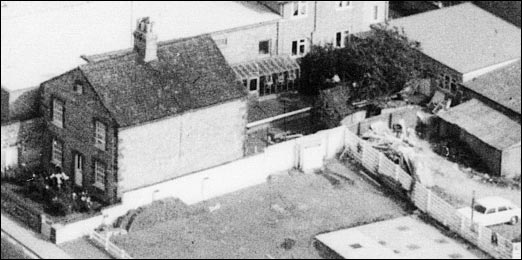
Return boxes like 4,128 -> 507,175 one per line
133,17 -> 158,63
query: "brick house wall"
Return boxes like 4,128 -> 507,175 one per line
41,69 -> 119,203
212,22 -> 279,64
3,87 -> 41,123
1,87 -> 8,124
117,98 -> 248,192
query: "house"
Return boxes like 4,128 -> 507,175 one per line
461,61 -> 521,123
230,1 -> 389,99
2,2 -> 390,122
40,18 -> 248,203
388,3 -> 521,98
1,1 -> 279,122
437,99 -> 521,178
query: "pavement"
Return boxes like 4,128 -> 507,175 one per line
1,213 -> 72,259
316,216 -> 482,259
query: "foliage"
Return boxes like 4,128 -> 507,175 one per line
19,164 -> 96,216
300,23 -> 436,99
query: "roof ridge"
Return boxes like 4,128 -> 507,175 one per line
82,34 -> 211,64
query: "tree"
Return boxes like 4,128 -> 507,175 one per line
300,23 -> 436,100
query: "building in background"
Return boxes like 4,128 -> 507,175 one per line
388,3 -> 521,99
2,1 -> 389,123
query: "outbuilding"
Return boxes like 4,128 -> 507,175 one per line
437,99 -> 521,178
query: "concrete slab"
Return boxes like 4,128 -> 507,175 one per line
316,216 -> 480,259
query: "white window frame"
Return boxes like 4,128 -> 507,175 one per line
335,30 -> 350,48
94,160 -> 106,190
52,139 -> 63,167
292,1 -> 308,18
52,98 -> 64,128
292,39 -> 307,57
94,121 -> 107,151
336,1 -> 351,9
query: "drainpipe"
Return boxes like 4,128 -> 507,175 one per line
311,1 -> 318,45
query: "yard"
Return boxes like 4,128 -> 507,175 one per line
111,160 -> 411,259
359,116 -> 521,242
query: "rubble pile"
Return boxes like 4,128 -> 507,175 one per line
361,120 -> 435,187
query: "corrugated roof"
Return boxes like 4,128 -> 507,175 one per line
389,3 -> 521,75
438,99 -> 521,150
74,35 -> 246,128
464,61 -> 521,114
1,1 -> 281,91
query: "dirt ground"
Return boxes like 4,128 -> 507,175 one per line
408,139 -> 522,240
111,160 -> 410,259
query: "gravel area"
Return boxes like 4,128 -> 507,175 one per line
111,160 -> 409,259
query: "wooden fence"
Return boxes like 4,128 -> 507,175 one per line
344,128 -> 517,259
89,231 -> 132,259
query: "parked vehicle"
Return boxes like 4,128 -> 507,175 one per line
458,196 -> 521,226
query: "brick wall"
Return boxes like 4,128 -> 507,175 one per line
41,68 -> 119,203
1,118 -> 44,171
1,87 -> 9,124
117,98 -> 248,192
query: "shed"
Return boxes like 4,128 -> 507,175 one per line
437,99 -> 521,177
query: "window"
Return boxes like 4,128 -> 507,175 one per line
94,160 -> 106,189
292,39 -> 307,57
52,98 -> 64,128
52,139 -> 63,167
336,32 -> 342,48
337,1 -> 351,9
486,208 -> 496,214
335,31 -> 349,48
73,81 -> 84,94
292,1 -> 307,17
259,40 -> 270,55
474,204 -> 487,214
373,5 -> 379,20
450,78 -> 457,93
94,121 -> 107,151
498,206 -> 508,212
249,78 -> 258,92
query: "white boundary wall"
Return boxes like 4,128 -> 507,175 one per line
50,126 -> 346,244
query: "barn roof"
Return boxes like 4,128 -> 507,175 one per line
463,61 -> 521,114
388,3 -> 521,75
437,99 -> 521,150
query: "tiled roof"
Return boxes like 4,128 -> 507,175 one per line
464,61 -> 521,114
438,99 -> 521,150
80,35 -> 246,128
388,3 -> 521,75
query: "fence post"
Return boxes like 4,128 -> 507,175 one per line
394,165 -> 400,181
105,233 -> 109,250
427,189 -> 432,214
